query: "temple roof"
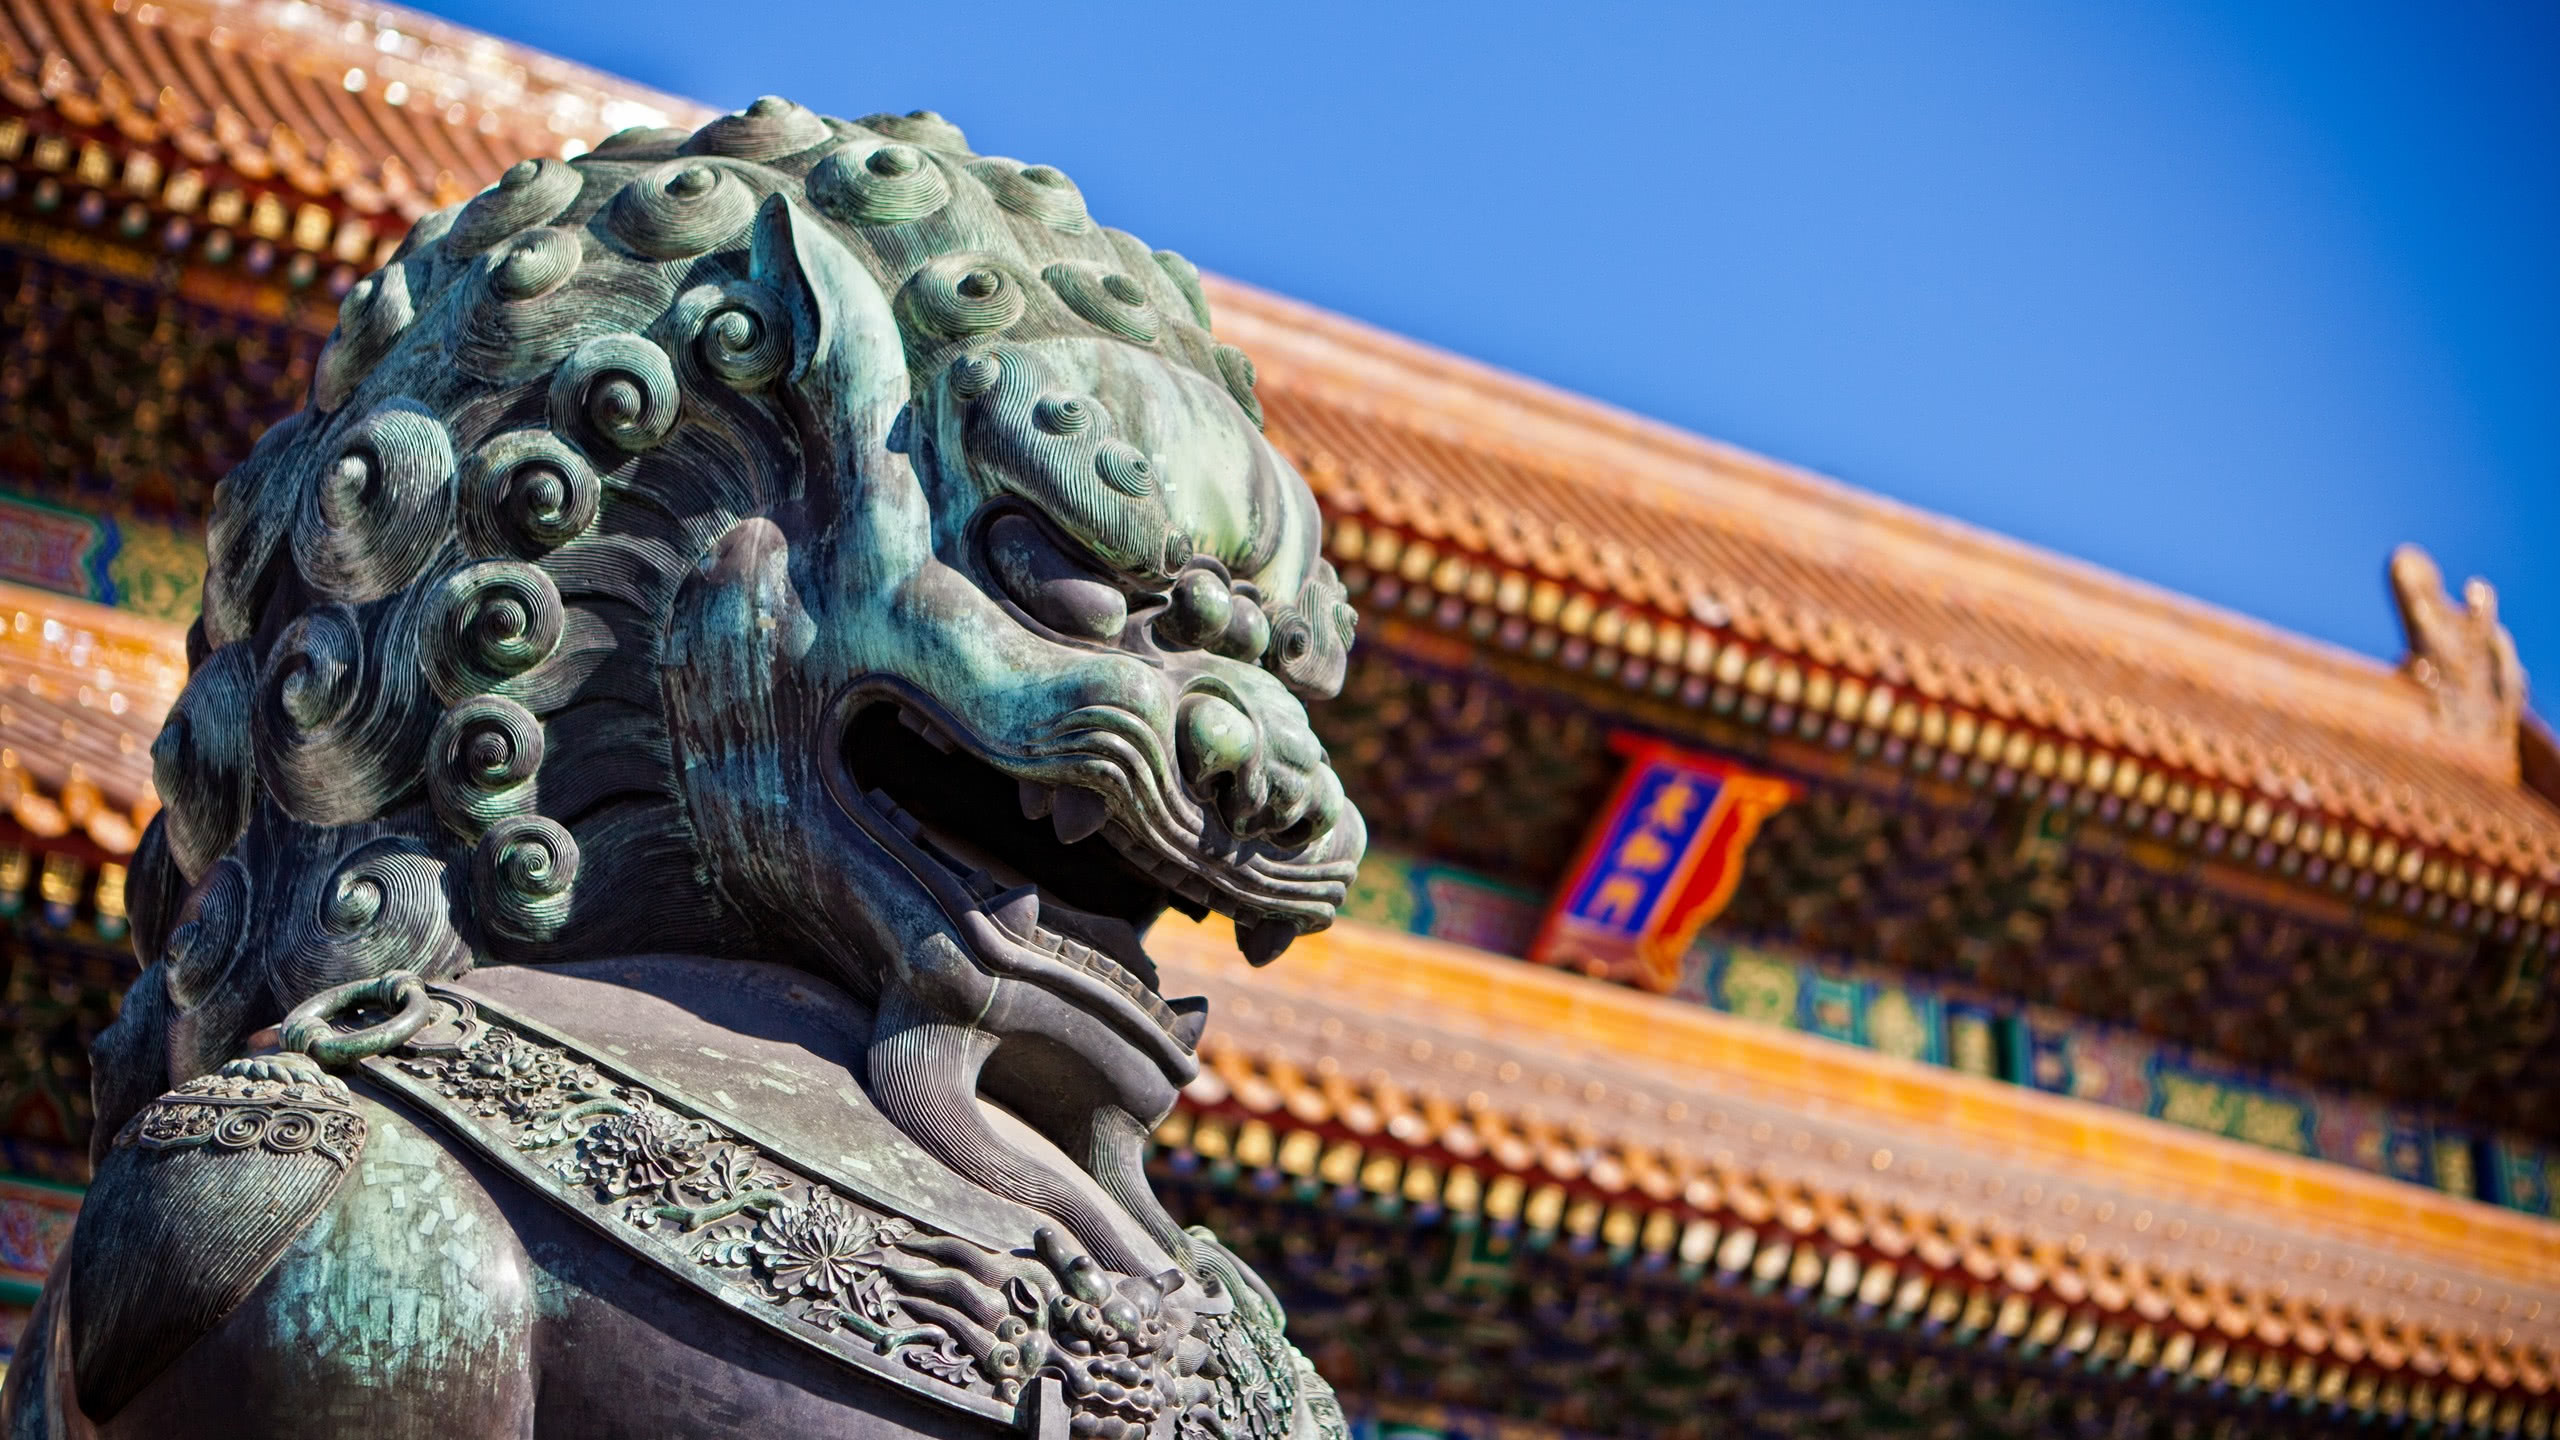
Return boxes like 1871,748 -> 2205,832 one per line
1209,278 -> 2560,898
0,0 -> 704,220
1,5 -> 2557,1420
1155,912 -> 2560,1421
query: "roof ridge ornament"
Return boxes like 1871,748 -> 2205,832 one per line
2389,543 -> 2528,767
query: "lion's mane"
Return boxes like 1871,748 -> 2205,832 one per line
107,98 -> 1270,1136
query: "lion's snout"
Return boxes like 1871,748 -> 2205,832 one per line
1172,684 -> 1345,855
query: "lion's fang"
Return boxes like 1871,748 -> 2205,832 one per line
987,886 -> 1039,939
896,704 -> 958,753
1050,788 -> 1108,844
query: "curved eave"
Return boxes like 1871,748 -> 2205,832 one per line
0,581 -> 178,854
1201,275 -> 2560,929
0,0 -> 710,220
1150,911 -> 2560,1413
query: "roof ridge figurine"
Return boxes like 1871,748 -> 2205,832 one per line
3,95 -> 1363,1440
2391,541 -> 2529,764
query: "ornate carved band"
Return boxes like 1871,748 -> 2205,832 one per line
364,987 -> 1316,1440
121,1053 -> 366,1170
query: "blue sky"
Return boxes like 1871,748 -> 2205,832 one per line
417,0 -> 2557,699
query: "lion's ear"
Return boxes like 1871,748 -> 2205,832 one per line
748,193 -> 906,425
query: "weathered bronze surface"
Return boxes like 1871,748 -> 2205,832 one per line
3,96 -> 1364,1439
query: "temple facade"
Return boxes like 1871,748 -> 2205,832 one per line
0,1 -> 2554,1433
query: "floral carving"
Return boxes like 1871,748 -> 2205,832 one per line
1298,1364 -> 1344,1440
1183,1308 -> 1294,1440
757,1191 -> 901,1299
570,1104 -> 710,1199
382,997 -> 1320,1438
694,1145 -> 783,1198
696,1187 -> 914,1329
400,1023 -> 607,1125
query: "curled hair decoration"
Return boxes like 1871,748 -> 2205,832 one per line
673,281 -> 792,392
550,332 -> 682,454
428,696 -> 545,840
424,561 -> 569,706
1043,261 -> 1159,345
254,601 -> 433,825
278,837 -> 469,999
607,159 -> 758,260
898,254 -> 1031,341
445,157 -> 584,257
809,143 -> 953,227
292,400 -> 457,604
462,431 -> 601,559
474,814 -> 581,943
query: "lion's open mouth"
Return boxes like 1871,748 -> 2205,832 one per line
843,702 -> 1211,1055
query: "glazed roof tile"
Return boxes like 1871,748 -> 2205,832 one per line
0,582 -> 180,852
1150,910 -> 2560,1385
1202,278 -> 2560,883
0,0 -> 708,219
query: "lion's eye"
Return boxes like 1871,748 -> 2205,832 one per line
1154,570 -> 1232,649
1151,564 -> 1272,663
985,513 -> 1127,641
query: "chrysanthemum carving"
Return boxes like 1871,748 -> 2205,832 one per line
750,1188 -> 909,1302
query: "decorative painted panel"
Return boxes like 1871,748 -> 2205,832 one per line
0,492 -> 204,622
0,1174 -> 76,1302
1530,737 -> 1793,992
1341,850 -> 1543,958
1678,936 -> 2546,1215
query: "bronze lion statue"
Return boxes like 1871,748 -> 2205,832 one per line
4,96 -> 1363,1440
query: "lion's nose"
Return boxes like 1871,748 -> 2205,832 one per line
1177,693 -> 1263,822
1175,692 -> 1341,849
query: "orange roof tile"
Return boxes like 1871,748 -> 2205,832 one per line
0,0 -> 711,219
1203,276 -> 2560,886
0,581 -> 179,851
1150,910 -> 2560,1383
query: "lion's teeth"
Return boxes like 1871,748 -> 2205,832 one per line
1017,779 -> 1053,820
897,704 -> 959,752
1051,788 -> 1108,845
1167,996 -> 1209,1047
865,788 -> 923,838
988,886 -> 1040,938
1237,916 -> 1296,967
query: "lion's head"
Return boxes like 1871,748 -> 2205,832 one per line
111,97 -> 1362,1274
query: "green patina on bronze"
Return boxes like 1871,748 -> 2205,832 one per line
4,97 -> 1362,1439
